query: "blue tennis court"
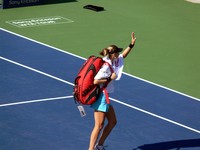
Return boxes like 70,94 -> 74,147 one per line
0,28 -> 200,150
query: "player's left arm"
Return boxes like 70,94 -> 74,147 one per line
122,32 -> 137,58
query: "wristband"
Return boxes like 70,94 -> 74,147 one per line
129,43 -> 134,49
106,77 -> 111,82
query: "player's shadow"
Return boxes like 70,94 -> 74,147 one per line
133,139 -> 200,150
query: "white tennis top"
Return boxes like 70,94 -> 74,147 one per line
94,54 -> 124,93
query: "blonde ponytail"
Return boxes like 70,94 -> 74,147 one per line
99,48 -> 109,56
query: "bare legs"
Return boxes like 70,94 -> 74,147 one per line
88,110 -> 105,150
89,106 -> 117,150
98,106 -> 117,145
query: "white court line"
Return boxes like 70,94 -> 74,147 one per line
0,56 -> 199,134
110,98 -> 200,134
0,96 -> 73,107
0,56 -> 74,86
0,27 -> 199,102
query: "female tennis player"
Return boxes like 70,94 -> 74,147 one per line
88,32 -> 137,150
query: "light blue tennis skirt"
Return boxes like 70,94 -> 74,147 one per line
91,92 -> 110,112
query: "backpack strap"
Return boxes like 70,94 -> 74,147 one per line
102,61 -> 114,85
105,62 -> 114,73
101,61 -> 114,104
103,89 -> 110,104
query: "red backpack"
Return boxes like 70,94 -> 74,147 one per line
73,56 -> 112,105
